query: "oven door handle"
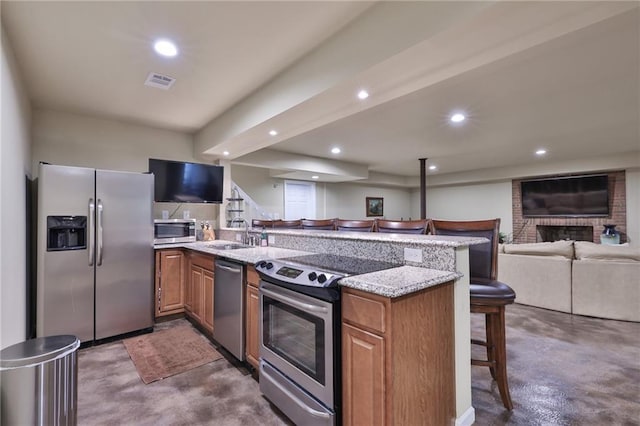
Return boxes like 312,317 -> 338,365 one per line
260,284 -> 329,314
260,364 -> 332,420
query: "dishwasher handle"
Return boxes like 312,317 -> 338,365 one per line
215,263 -> 242,273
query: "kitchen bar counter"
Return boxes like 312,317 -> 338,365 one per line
339,265 -> 462,298
159,229 -> 482,424
217,227 -> 480,424
182,241 -> 309,264
155,240 -> 463,298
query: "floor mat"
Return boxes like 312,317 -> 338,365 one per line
123,326 -> 223,384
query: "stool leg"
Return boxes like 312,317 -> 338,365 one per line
492,307 -> 513,410
485,313 -> 496,380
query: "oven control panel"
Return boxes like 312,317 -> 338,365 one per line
256,260 -> 341,287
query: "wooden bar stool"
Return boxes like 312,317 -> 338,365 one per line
301,219 -> 336,230
272,219 -> 302,229
469,278 -> 515,410
251,219 -> 273,228
430,218 -> 516,410
335,219 -> 375,232
375,219 -> 428,234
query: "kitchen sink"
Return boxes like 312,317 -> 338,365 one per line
207,243 -> 251,250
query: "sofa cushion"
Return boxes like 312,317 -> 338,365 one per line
498,253 -> 572,313
574,241 -> 640,262
503,240 -> 574,259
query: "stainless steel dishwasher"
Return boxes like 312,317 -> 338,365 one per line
213,259 -> 245,360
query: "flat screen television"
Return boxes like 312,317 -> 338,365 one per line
149,158 -> 224,203
521,174 -> 609,217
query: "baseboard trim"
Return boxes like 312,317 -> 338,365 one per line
455,406 -> 475,426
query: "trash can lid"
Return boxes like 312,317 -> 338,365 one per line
0,335 -> 80,369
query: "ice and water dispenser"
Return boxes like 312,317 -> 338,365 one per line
47,216 -> 87,251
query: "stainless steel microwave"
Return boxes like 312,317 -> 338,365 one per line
154,219 -> 196,244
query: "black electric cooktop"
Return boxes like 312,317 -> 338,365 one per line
278,253 -> 400,276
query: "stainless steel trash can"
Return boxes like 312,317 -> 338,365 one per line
1,335 -> 80,426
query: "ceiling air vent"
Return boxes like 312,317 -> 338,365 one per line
144,72 -> 176,90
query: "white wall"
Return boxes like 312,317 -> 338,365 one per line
231,165 -> 285,220
232,164 -> 414,221
1,30 -> 32,349
31,109 -> 219,224
323,183 -> 412,220
32,109 -> 195,175
626,167 -> 640,245
411,181 -> 514,236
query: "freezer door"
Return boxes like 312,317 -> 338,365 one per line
95,170 -> 154,340
37,164 -> 96,343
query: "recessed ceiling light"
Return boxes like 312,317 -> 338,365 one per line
536,149 -> 547,156
223,151 -> 229,156
429,165 -> 437,171
153,39 -> 178,57
357,90 -> 369,100
311,175 -> 319,180
331,147 -> 341,154
450,113 -> 466,123
269,130 -> 278,136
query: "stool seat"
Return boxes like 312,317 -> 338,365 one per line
470,280 -> 516,303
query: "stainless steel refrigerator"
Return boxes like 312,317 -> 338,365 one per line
37,163 -> 154,343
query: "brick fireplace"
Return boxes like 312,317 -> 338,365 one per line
511,171 -> 627,244
536,225 -> 593,242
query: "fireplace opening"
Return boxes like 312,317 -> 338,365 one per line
536,225 -> 593,242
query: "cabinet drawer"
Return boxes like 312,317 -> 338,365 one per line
190,252 -> 214,270
342,289 -> 389,335
247,265 -> 259,287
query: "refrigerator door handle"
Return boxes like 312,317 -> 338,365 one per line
97,199 -> 104,266
88,198 -> 95,266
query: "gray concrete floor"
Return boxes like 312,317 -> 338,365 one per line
78,304 -> 640,425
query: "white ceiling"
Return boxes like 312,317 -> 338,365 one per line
1,1 -> 371,131
2,1 -> 639,185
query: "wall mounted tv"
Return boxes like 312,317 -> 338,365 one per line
521,174 -> 609,217
149,158 -> 224,203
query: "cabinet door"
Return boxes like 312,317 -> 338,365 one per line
156,250 -> 185,316
184,263 -> 194,314
189,265 -> 203,323
202,269 -> 214,333
342,323 -> 385,426
245,283 -> 260,369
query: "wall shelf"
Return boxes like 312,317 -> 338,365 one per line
226,188 -> 245,227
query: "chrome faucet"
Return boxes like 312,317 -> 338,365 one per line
239,219 -> 250,245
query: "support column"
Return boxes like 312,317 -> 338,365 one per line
419,158 -> 427,219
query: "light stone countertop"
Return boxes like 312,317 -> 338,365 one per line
222,227 -> 488,248
155,240 -> 310,264
155,240 -> 464,298
339,266 -> 462,298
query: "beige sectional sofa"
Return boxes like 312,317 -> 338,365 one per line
498,241 -> 640,322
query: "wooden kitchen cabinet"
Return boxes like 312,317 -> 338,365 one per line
245,265 -> 260,370
202,269 -> 214,333
186,252 -> 215,334
188,266 -> 203,322
154,249 -> 185,317
341,283 -> 455,426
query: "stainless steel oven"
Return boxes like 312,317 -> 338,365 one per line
153,219 -> 196,244
256,254 -> 399,426
261,282 -> 335,405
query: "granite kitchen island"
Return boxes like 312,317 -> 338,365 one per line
159,228 -> 486,425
